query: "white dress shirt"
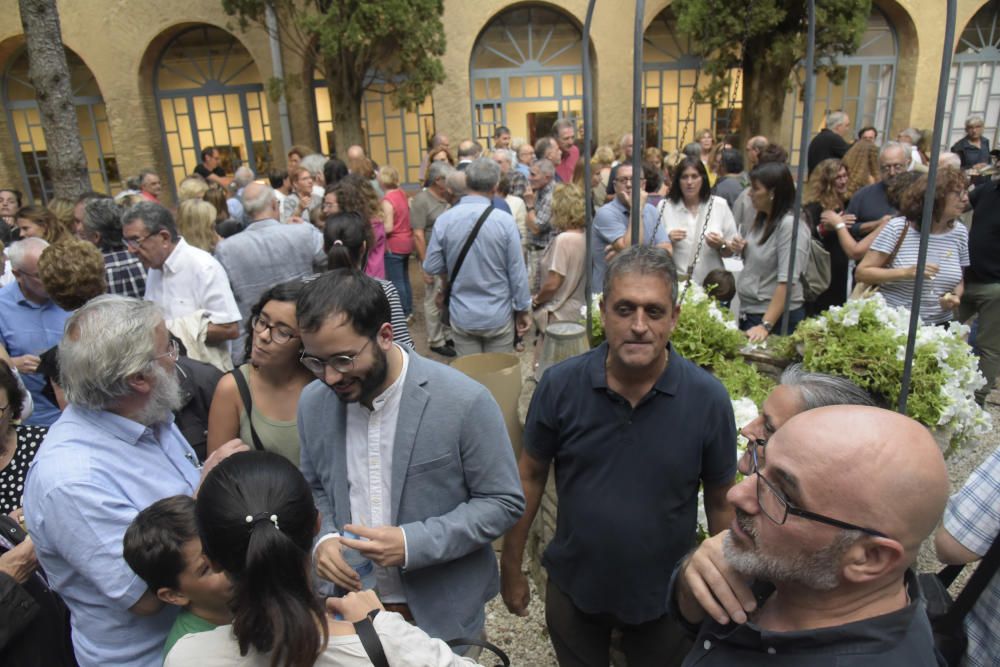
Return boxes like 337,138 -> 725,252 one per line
344,344 -> 410,602
143,237 -> 242,324
659,195 -> 738,284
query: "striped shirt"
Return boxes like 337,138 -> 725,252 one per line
869,217 -> 969,324
942,445 -> 1000,667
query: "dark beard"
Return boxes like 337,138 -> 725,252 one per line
329,342 -> 389,405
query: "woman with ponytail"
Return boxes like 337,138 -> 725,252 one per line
323,212 -> 414,349
165,451 -> 479,666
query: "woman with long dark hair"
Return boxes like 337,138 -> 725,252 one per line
165,451 -> 478,666
731,161 -> 812,341
324,212 -> 413,348
207,281 -> 313,465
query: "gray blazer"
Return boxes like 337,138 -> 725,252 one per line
297,349 -> 525,642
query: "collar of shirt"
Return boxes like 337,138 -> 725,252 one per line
457,194 -> 492,208
163,237 -> 191,275
10,280 -> 48,309
699,571 -> 927,655
71,403 -> 177,447
587,341 -> 679,397
245,218 -> 280,232
348,343 -> 410,416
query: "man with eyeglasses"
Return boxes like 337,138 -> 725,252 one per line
122,202 -> 241,371
0,238 -> 70,426
295,269 -> 524,649
844,142 -> 911,240
22,295 -> 247,667
670,405 -> 950,665
591,162 -> 671,290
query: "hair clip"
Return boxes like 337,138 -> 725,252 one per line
246,512 -> 280,531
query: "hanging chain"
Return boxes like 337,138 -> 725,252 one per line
677,0 -> 754,307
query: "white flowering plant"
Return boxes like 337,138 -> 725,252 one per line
791,294 -> 991,453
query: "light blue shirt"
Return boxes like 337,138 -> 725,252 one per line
0,281 -> 70,426
423,195 -> 530,331
591,198 -> 669,291
23,405 -> 201,667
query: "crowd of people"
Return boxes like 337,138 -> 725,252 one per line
0,110 -> 996,667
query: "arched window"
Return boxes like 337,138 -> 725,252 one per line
642,8 -> 740,153
2,47 -> 117,202
154,25 -> 272,192
945,0 -> 1000,148
470,6 -> 585,148
312,74 -> 435,186
787,7 -> 898,162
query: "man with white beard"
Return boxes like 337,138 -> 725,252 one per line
23,296 -> 246,667
668,406 -> 950,665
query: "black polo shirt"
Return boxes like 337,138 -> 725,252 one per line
967,181 -> 1000,284
845,181 -> 895,240
525,342 -> 736,624
807,129 -> 850,174
671,570 -> 944,666
194,164 -> 225,180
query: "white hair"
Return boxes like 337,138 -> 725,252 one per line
233,166 -> 255,188
7,237 -> 49,270
59,295 -> 162,410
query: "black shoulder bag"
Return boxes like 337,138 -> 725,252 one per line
439,205 -> 494,327
229,368 -> 264,451
353,611 -> 511,667
921,533 -> 1000,665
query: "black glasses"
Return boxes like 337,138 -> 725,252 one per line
252,315 -> 297,345
745,443 -> 889,538
300,339 -> 371,376
124,233 -> 155,249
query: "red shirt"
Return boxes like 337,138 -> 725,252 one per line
555,144 -> 580,184
384,189 -> 413,255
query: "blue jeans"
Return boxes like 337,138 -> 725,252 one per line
385,251 -> 412,316
739,307 -> 806,335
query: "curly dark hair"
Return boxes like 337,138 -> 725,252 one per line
898,167 -> 968,226
333,174 -> 380,220
0,361 -> 25,422
38,240 -> 107,310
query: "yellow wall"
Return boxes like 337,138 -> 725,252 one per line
0,0 -> 994,199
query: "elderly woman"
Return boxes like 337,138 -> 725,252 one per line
951,115 -> 991,175
659,157 -> 739,284
177,176 -> 209,202
280,166 -> 323,225
855,168 -> 970,325
379,166 -> 414,317
15,207 -> 69,245
532,184 -> 587,335
333,174 -> 386,279
731,161 -> 812,341
176,199 -> 219,252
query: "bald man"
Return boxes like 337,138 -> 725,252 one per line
672,406 -> 949,665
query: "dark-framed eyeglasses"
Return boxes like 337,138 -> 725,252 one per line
300,338 -> 371,376
124,232 -> 155,249
744,442 -> 889,538
251,315 -> 297,345
615,177 -> 645,185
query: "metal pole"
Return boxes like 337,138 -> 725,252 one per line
782,0 -> 815,335
899,0 -> 958,413
266,4 -> 293,155
583,0 -> 597,339
630,0 -> 646,244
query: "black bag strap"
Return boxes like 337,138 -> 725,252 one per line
229,368 -> 264,451
448,205 -> 494,289
447,637 -> 511,666
941,531 -> 1000,627
353,616 -> 390,667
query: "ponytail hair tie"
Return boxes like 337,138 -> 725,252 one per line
245,512 -> 280,531
333,239 -> 344,246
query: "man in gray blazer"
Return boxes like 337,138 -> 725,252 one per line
296,269 -> 525,643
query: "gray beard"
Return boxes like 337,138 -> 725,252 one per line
722,517 -> 860,592
133,363 -> 184,426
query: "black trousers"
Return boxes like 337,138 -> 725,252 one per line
545,579 -> 692,667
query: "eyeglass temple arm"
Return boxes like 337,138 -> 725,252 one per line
785,506 -> 888,538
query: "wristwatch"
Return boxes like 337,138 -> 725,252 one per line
720,242 -> 728,251
834,222 -> 846,231
761,320 -> 774,333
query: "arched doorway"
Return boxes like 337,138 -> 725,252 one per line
469,5 -> 586,148
312,74 -> 436,187
944,0 -> 1000,149
786,7 -> 898,162
2,47 -> 118,202
642,7 -> 741,153
154,25 -> 272,192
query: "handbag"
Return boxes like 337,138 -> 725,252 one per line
229,368 -> 264,451
353,612 -> 511,667
849,219 -> 909,300
437,205 -> 494,327
919,533 -> 1000,666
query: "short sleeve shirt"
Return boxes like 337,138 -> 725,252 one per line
193,164 -> 225,180
409,189 -> 449,235
942,444 -> 1000,667
525,343 -> 736,624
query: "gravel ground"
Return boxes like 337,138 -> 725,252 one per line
406,264 -> 998,664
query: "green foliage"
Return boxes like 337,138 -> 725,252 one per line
222,0 -> 446,122
672,0 -> 870,117
671,296 -> 745,368
712,357 -> 775,406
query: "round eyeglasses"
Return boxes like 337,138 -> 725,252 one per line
251,315 -> 297,345
299,338 -> 371,376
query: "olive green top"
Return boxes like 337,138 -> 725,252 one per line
237,364 -> 301,466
